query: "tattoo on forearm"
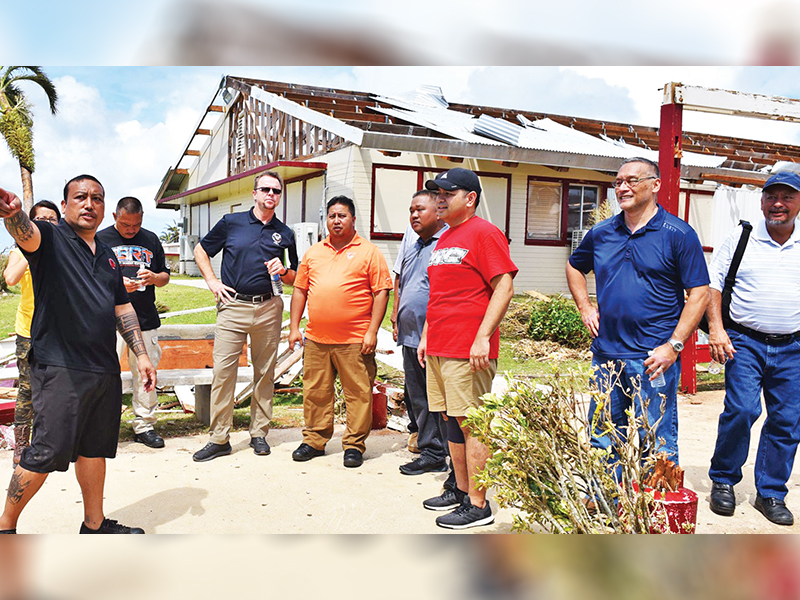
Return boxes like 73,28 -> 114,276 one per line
7,471 -> 30,505
116,312 -> 147,356
4,212 -> 34,243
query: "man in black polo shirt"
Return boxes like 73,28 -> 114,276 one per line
98,196 -> 170,449
0,175 -> 156,534
192,170 -> 299,462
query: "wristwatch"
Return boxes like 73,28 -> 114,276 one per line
668,338 -> 684,353
280,267 -> 288,276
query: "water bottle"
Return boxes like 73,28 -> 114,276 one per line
647,350 -> 666,388
134,262 -> 146,292
707,360 -> 722,375
271,272 -> 283,296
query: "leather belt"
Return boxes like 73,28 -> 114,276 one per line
233,292 -> 272,303
728,321 -> 800,345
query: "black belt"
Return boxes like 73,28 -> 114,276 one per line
728,321 -> 800,345
232,292 -> 272,303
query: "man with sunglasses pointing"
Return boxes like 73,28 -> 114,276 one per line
566,157 -> 709,470
193,170 -> 299,462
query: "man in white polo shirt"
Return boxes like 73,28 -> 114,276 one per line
707,170 -> 800,527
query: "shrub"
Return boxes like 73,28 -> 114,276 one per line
527,295 -> 591,349
466,366 -> 677,534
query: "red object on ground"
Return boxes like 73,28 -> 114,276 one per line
371,386 -> 387,430
632,481 -> 699,534
0,398 -> 14,425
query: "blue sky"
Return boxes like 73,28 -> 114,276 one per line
3,66 -> 800,249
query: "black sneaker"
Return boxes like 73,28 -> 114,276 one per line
0,529 -> 16,534
423,487 -> 467,511
250,437 -> 271,456
436,497 -> 494,530
133,430 -> 165,449
80,518 -> 145,534
292,443 -> 325,462
343,448 -> 363,468
192,441 -> 232,462
399,455 -> 448,476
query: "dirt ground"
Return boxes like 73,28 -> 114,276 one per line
1,388 -> 797,534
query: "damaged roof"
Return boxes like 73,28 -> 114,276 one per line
231,75 -> 800,176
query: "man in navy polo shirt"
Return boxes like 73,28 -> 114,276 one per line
567,157 -> 709,468
0,175 -> 156,534
192,170 -> 299,462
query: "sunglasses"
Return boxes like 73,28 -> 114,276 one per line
255,186 -> 282,195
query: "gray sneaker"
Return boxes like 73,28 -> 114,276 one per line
193,441 -> 232,462
435,497 -> 494,530
423,487 -> 467,511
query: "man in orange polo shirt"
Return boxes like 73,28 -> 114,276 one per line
288,196 -> 392,468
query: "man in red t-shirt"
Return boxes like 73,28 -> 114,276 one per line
418,168 -> 517,529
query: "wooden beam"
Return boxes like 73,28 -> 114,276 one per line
208,105 -> 224,112
175,168 -> 189,175
699,173 -> 768,186
442,156 -> 464,163
196,129 -> 212,136
185,150 -> 201,157
379,150 -> 401,157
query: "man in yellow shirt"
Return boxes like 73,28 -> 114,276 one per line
2,200 -> 60,466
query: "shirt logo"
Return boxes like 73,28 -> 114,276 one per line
346,252 -> 355,260
109,258 -> 117,270
429,247 -> 468,266
112,245 -> 154,268
272,233 -> 282,244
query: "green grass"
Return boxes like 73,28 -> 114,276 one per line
0,287 -> 21,338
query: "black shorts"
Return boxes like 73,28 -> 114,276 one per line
20,363 -> 123,473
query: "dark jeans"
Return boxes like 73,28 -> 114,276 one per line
402,345 -> 447,462
709,329 -> 800,500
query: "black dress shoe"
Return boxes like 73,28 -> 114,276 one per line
709,481 -> 736,516
754,495 -> 794,526
250,437 -> 271,456
399,455 -> 448,476
192,441 -> 232,462
133,430 -> 165,449
292,443 -> 324,462
343,448 -> 363,468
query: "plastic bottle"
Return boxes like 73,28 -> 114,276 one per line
707,360 -> 722,375
134,262 -> 146,292
647,350 -> 666,388
271,272 -> 283,296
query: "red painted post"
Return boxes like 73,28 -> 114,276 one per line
658,100 -> 697,394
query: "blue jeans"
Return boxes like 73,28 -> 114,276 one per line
589,354 -> 680,469
708,329 -> 800,500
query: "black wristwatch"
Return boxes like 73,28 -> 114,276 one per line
281,267 -> 289,276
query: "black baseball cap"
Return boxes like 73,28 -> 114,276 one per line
425,168 -> 482,196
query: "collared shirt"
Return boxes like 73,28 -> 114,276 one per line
200,208 -> 298,295
21,220 -> 130,374
569,205 -> 709,359
710,218 -> 800,334
97,225 -> 169,331
294,233 -> 393,344
395,224 -> 447,348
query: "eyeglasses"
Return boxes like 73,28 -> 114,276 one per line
33,216 -> 59,224
255,186 -> 282,195
612,176 -> 657,189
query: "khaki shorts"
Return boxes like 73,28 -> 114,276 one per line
426,355 -> 496,417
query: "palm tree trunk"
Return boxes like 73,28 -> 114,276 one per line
19,164 -> 33,213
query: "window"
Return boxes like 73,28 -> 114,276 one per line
526,180 -> 562,241
527,177 -> 608,245
567,185 -> 598,233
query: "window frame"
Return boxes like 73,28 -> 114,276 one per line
525,175 -> 610,247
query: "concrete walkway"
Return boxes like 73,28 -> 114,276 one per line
2,388 -> 799,533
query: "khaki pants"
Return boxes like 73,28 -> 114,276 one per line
302,339 -> 376,453
209,296 -> 283,444
117,329 -> 162,435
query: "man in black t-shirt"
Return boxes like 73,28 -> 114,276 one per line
0,175 -> 155,534
98,196 -> 170,449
